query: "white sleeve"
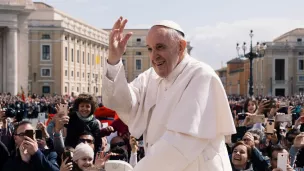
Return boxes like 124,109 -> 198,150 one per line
129,152 -> 138,168
106,60 -> 122,81
133,131 -> 209,171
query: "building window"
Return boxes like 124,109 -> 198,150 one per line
77,87 -> 79,92
299,60 -> 304,70
297,38 -> 302,42
65,70 -> 67,76
96,87 -> 98,93
82,72 -> 84,78
88,53 -> 90,65
41,68 -> 51,77
77,72 -> 79,77
136,38 -> 141,42
41,45 -> 51,60
77,50 -> 80,63
299,76 -> 304,81
87,73 -> 90,79
42,86 -> 50,94
65,86 -> 67,93
299,88 -> 304,93
83,52 -> 85,64
275,59 -> 285,80
65,47 -> 68,61
41,34 -> 50,39
71,49 -> 74,62
299,52 -> 304,56
88,87 -> 90,92
71,71 -> 74,77
136,59 -> 142,70
136,51 -> 142,55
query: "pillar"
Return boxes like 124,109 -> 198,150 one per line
6,27 -> 18,95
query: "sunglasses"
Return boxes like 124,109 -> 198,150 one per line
111,142 -> 126,148
14,132 -> 36,137
79,138 -> 94,144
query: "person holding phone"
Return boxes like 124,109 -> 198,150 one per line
269,145 -> 293,171
2,121 -> 59,171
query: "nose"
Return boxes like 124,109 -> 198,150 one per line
150,50 -> 158,61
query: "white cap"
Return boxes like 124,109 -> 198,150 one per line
153,20 -> 185,37
105,160 -> 133,171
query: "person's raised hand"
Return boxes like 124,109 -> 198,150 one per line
108,17 -> 133,65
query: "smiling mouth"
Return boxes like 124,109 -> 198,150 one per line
156,61 -> 165,66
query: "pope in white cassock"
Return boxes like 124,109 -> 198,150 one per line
102,17 -> 236,171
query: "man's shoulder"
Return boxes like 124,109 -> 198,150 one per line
186,56 -> 218,78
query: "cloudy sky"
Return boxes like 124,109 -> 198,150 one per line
34,0 -> 304,69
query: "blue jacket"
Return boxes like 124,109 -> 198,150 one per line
3,148 -> 59,171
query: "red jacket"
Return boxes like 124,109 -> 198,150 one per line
94,106 -> 119,126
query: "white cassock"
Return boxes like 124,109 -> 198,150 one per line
102,54 -> 236,171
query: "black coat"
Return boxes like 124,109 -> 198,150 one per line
0,141 -> 9,170
64,112 -> 102,153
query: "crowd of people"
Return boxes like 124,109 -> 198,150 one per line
0,93 -> 144,171
227,95 -> 304,171
0,93 -> 303,171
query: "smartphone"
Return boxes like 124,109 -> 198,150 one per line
25,130 -> 34,140
275,114 -> 292,122
59,103 -> 68,115
138,140 -> 144,147
62,151 -> 73,164
238,113 -> 247,120
35,130 -> 43,140
266,119 -> 275,134
38,112 -> 46,123
249,115 -> 265,124
277,153 -> 288,171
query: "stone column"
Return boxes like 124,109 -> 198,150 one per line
0,33 -> 3,92
6,27 -> 18,95
18,14 -> 29,95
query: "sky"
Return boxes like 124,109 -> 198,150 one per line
34,0 -> 304,69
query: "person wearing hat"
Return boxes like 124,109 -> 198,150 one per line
60,143 -> 94,171
102,17 -> 236,171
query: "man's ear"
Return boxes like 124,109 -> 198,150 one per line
179,39 -> 187,56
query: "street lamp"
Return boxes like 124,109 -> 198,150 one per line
236,30 -> 267,97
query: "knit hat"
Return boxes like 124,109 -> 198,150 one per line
72,143 -> 94,162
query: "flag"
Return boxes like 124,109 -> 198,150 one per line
96,55 -> 100,64
21,86 -> 25,102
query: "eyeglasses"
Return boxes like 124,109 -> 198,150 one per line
14,132 -> 36,137
79,138 -> 94,144
111,142 -> 126,148
14,132 -> 26,137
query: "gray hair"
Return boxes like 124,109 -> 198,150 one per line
247,128 -> 265,143
162,27 -> 188,56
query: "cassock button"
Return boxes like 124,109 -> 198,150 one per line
165,88 -> 167,91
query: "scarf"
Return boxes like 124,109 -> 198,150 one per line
76,112 -> 94,123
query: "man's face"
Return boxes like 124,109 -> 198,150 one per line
78,135 -> 95,150
146,26 -> 183,78
110,136 -> 127,151
14,123 -> 34,147
271,149 -> 289,169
